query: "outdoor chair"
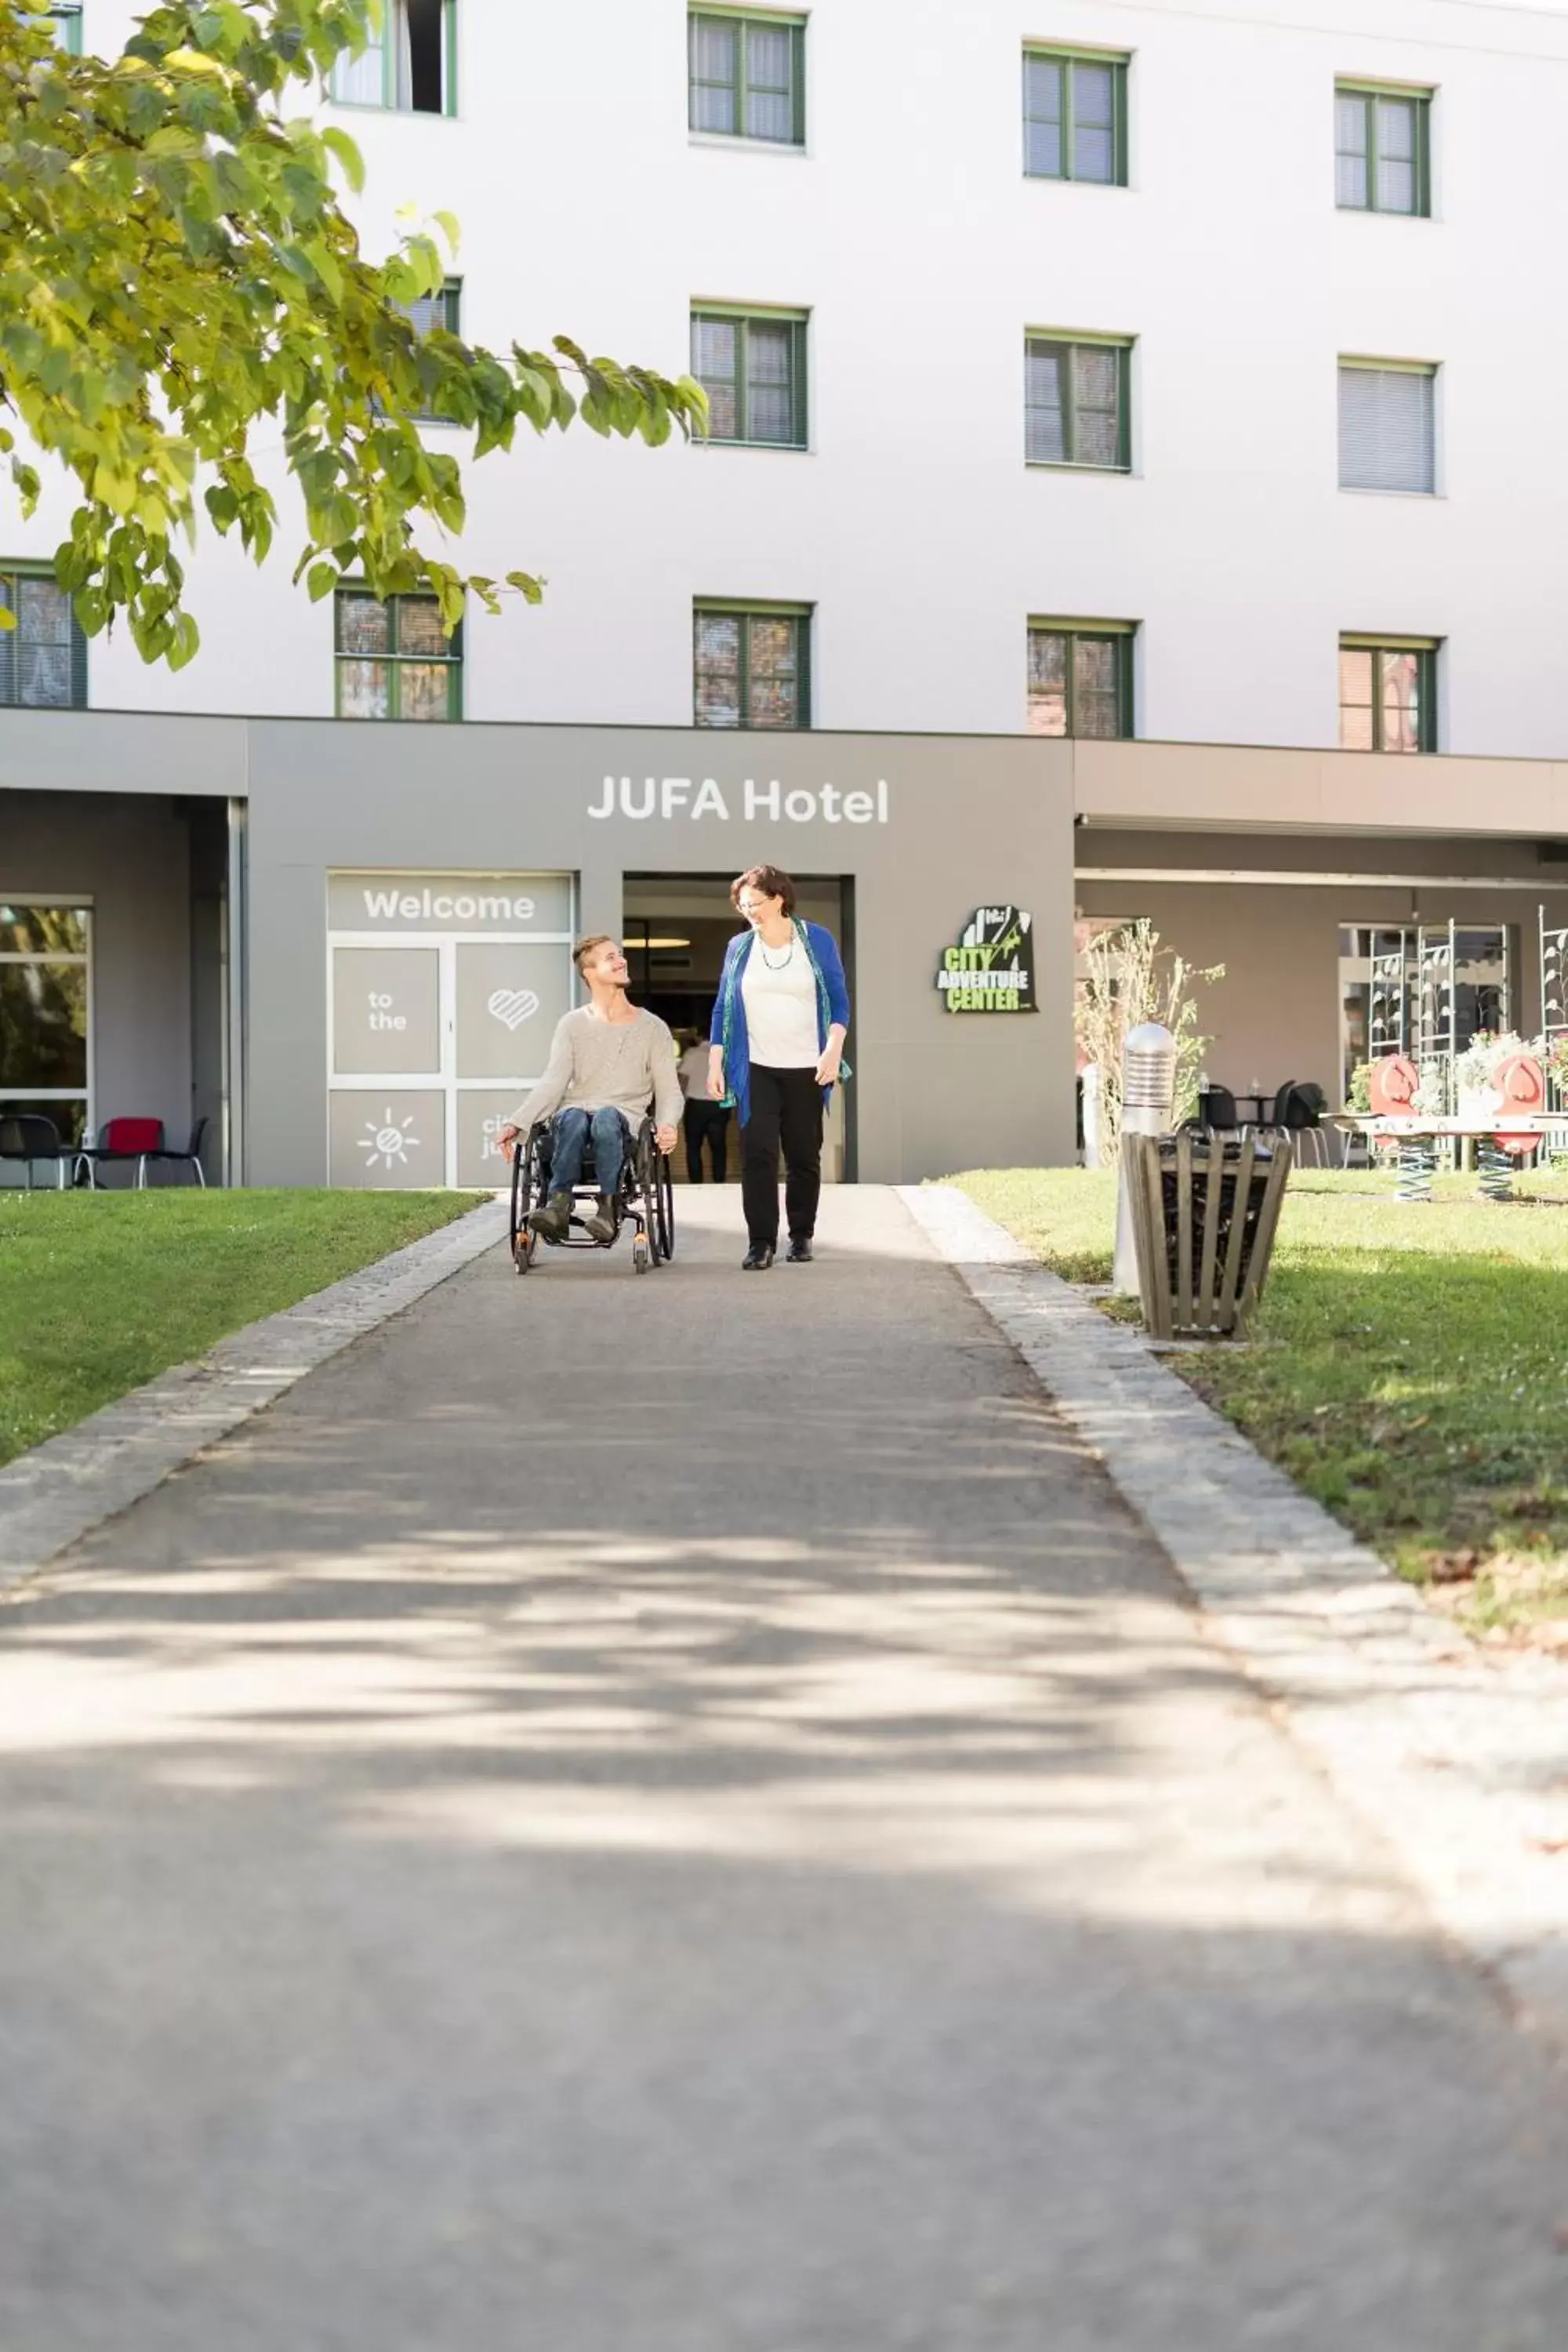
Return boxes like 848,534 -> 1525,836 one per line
143,1116 -> 209,1188
1269,1080 -> 1330,1167
0,1112 -> 74,1190
74,1116 -> 165,1189
1197,1083 -> 1240,1133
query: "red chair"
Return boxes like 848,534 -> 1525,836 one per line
74,1116 -> 165,1190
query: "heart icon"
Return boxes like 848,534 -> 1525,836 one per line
488,988 -> 539,1032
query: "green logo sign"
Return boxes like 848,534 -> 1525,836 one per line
937,906 -> 1036,1014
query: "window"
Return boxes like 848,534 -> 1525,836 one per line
1027,622 -> 1134,738
0,569 -> 86,709
694,604 -> 810,728
397,280 -> 461,420
330,0 -> 454,114
335,591 -> 462,720
1025,336 -> 1131,469
689,11 -> 804,144
691,310 -> 808,448
49,5 -> 82,53
1338,637 -> 1437,752
1336,83 -> 1430,215
0,902 -> 90,1149
1338,360 -> 1436,492
1023,48 -> 1127,183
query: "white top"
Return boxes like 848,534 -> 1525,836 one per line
740,932 -> 819,1069
677,1043 -> 710,1101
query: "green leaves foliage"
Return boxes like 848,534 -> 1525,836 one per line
0,2 -> 706,666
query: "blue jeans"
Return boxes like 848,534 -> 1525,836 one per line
548,1106 -> 628,1197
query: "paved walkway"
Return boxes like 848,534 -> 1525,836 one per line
2,1188 -> 1566,2350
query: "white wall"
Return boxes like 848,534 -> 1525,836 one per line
15,0 -> 1568,754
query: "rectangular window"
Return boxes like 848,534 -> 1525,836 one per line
1027,620 -> 1134,738
1338,637 -> 1438,752
694,604 -> 810,729
398,280 -> 461,420
1023,48 -> 1127,183
1338,360 -> 1436,492
1335,83 -> 1430,215
0,902 -> 91,1149
0,569 -> 87,709
330,0 -> 455,114
49,5 -> 83,53
689,10 -> 804,144
335,590 -> 462,720
1025,336 -> 1131,470
691,310 -> 808,448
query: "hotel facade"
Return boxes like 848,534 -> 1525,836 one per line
5,0 -> 1568,1183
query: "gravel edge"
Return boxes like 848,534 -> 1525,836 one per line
901,1180 -> 1568,2057
0,1197 -> 508,1591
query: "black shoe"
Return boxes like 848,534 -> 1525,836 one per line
583,1192 -> 619,1244
786,1237 -> 813,1263
529,1190 -> 573,1242
742,1242 -> 775,1270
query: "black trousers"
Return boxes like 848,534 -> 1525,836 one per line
741,1065 -> 823,1247
682,1098 -> 728,1184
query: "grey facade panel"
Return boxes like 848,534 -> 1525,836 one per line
2,713 -> 1077,1188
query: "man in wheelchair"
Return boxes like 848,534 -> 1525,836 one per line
497,935 -> 681,1244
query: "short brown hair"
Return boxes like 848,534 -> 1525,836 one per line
731,864 -> 796,917
572,932 -> 616,976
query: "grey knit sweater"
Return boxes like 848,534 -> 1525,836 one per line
516,1006 -> 684,1135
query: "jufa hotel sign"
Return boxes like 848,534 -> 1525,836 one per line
937,906 -> 1037,1013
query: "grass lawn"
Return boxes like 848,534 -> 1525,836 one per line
0,1189 -> 477,1470
951,1163 -> 1568,1644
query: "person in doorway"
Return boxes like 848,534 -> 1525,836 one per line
707,865 -> 850,1269
498,936 -> 681,1243
677,1027 -> 728,1182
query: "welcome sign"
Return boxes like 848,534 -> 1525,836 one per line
937,906 -> 1037,1014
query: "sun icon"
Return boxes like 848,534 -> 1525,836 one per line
359,1109 -> 420,1171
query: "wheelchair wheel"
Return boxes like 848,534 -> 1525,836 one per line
632,1230 -> 651,1275
508,1143 -> 532,1271
655,1155 -> 675,1262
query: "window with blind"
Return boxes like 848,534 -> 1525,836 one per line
49,5 -> 82,53
694,604 -> 811,729
397,281 -> 461,420
0,571 -> 87,710
1339,638 -> 1437,752
1023,48 -> 1127,183
689,11 -> 805,144
330,0 -> 454,114
335,591 -> 462,720
1338,361 -> 1436,492
1335,84 -> 1431,216
1027,622 -> 1134,738
691,310 -> 808,448
1025,336 -> 1131,470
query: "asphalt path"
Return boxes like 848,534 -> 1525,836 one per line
2,1186 -> 1566,2350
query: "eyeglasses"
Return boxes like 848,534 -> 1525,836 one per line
737,899 -> 771,918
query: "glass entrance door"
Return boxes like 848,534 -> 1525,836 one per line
0,899 -> 91,1147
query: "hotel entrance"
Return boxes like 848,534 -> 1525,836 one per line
621,873 -> 855,1182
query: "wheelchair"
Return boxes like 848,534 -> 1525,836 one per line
507,1111 -> 674,1277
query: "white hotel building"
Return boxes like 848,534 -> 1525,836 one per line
5,0 -> 1568,1183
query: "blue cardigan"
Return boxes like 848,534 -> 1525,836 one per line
709,920 -> 851,1128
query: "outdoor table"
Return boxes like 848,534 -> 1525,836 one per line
1233,1093 -> 1276,1126
1331,1113 -> 1557,1203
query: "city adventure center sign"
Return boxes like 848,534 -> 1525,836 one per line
936,906 -> 1037,1013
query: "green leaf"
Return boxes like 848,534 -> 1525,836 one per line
320,125 -> 365,194
307,560 -> 338,602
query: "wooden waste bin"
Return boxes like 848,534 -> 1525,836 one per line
1125,1131 -> 1292,1339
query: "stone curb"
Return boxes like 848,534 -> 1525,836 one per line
900,1181 -> 1568,2055
0,1196 -> 509,1594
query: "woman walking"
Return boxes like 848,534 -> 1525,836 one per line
708,864 -> 850,1269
